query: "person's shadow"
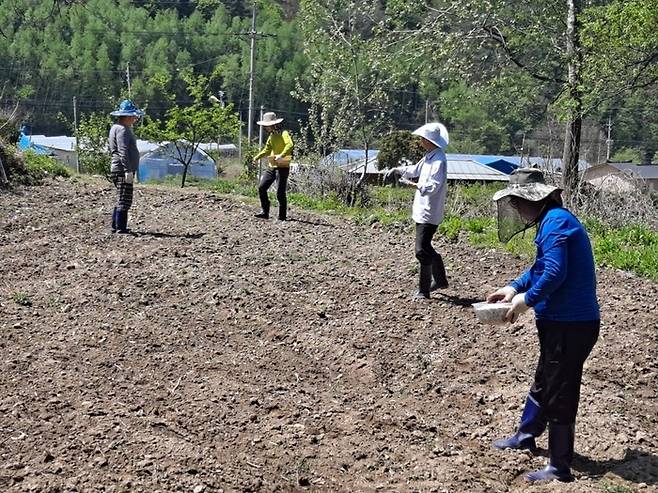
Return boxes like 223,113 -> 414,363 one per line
433,292 -> 481,307
285,217 -> 334,227
133,231 -> 206,239
530,448 -> 658,486
574,449 -> 658,485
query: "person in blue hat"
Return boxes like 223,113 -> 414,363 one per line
108,99 -> 144,233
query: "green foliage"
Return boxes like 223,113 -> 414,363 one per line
610,147 -> 641,163
140,72 -> 240,187
377,131 -> 424,171
12,292 -> 32,306
590,223 -> 658,281
19,150 -> 71,184
77,112 -> 112,176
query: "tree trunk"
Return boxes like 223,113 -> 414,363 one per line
561,0 -> 583,205
641,147 -> 655,166
181,163 -> 189,188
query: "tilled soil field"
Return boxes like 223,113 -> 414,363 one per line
1,178 -> 657,493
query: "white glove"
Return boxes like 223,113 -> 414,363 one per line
124,172 -> 134,184
486,285 -> 517,303
506,292 -> 530,323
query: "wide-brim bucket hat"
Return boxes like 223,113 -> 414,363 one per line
110,99 -> 145,117
492,168 -> 562,202
412,122 -> 449,149
257,111 -> 284,126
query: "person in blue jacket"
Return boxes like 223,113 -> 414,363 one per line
487,168 -> 600,483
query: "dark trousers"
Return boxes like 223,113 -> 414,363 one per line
111,171 -> 134,212
529,320 -> 599,425
258,167 -> 289,218
415,222 -> 439,265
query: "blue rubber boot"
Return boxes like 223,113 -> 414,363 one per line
526,423 -> 574,482
494,395 -> 546,450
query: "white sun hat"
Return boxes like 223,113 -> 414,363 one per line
256,111 -> 284,126
412,122 -> 449,149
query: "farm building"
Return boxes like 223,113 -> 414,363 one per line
138,142 -> 217,182
582,162 -> 658,192
327,149 -> 592,184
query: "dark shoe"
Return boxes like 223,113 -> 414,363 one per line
526,423 -> 574,482
494,395 -> 546,450
430,255 -> 449,290
278,217 -> 286,221
254,212 -> 269,219
413,263 -> 432,300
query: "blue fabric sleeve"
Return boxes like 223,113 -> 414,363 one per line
510,269 -> 532,293
524,225 -> 569,307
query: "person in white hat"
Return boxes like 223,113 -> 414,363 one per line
384,122 -> 450,299
252,112 -> 294,220
108,99 -> 144,234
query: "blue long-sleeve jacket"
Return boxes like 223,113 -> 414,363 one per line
510,207 -> 600,321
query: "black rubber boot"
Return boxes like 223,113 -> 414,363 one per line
254,212 -> 269,219
111,207 -> 118,232
413,263 -> 432,300
116,210 -> 131,234
526,423 -> 575,482
278,205 -> 287,221
430,254 -> 448,291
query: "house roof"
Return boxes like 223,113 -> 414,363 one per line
607,162 -> 658,180
342,155 -> 510,181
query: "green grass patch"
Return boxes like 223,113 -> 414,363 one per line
12,292 -> 32,306
138,177 -> 658,282
589,222 -> 658,281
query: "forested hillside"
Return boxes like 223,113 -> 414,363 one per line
0,0 -> 657,162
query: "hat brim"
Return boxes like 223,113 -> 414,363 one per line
256,118 -> 283,126
493,183 -> 562,202
110,110 -> 145,117
412,125 -> 449,149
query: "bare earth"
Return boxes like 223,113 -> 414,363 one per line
1,177 -> 657,493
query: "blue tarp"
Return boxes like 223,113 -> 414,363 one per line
18,132 -> 53,156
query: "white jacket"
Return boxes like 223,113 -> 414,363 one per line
399,148 -> 447,225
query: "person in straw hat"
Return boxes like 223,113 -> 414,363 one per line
384,122 -> 450,300
487,168 -> 600,483
252,111 -> 294,221
108,99 -> 144,234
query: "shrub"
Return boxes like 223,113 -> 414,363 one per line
377,130 -> 424,171
23,151 -> 70,180
290,162 -> 370,207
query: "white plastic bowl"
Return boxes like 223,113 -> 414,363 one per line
472,301 -> 512,325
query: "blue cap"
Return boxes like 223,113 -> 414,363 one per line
110,99 -> 145,117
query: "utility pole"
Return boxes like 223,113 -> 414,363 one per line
238,118 -> 243,162
605,114 -> 613,161
73,96 -> 80,173
126,63 -> 132,98
425,99 -> 430,124
258,105 -> 264,181
247,1 -> 257,144
243,1 -> 275,144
